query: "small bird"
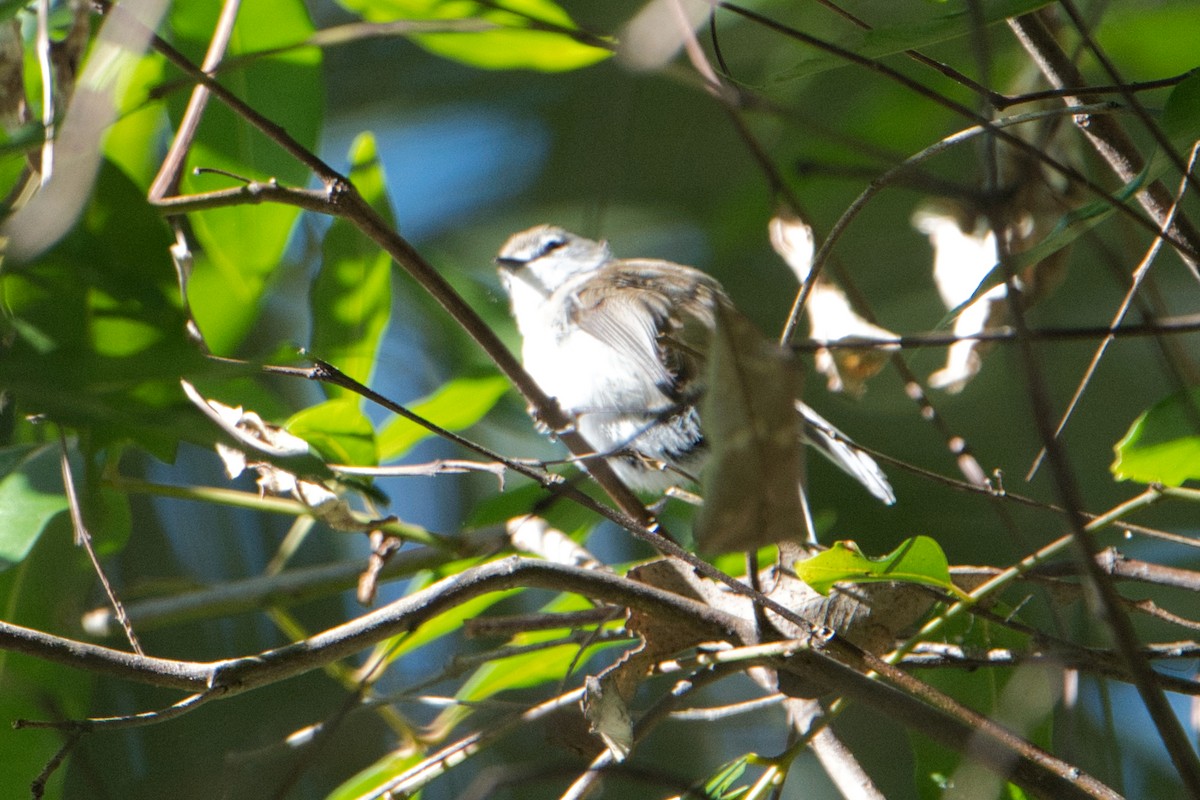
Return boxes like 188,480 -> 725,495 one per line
496,225 -> 895,505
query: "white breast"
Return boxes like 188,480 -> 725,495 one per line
517,296 -> 673,460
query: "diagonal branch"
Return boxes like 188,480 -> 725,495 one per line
1008,11 -> 1200,280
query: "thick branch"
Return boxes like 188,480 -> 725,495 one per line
1,558 -> 752,696
4,556 -> 1122,799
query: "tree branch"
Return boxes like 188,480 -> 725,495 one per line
1008,11 -> 1200,279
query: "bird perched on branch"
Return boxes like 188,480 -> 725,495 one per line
496,224 -> 895,506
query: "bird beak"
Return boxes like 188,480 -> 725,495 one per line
495,257 -> 524,272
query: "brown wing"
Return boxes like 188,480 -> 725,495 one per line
569,259 -> 725,400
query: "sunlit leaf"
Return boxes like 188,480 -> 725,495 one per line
338,0 -> 611,71
377,374 -> 509,461
466,479 -> 603,542
1,0 -> 168,260
174,0 -> 323,354
704,755 -> 751,798
354,571 -> 520,703
311,133 -> 394,399
1112,387 -> 1200,486
913,202 -> 1006,393
325,750 -> 424,800
0,161 -> 209,460
794,536 -> 955,597
771,210 -> 897,396
102,52 -> 170,187
285,398 -> 378,467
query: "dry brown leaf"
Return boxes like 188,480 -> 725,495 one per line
694,304 -> 807,553
770,209 -> 898,396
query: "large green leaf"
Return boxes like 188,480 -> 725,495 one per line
310,133 -> 393,399
1095,5 -> 1200,79
377,373 -> 509,461
170,0 -> 323,354
1112,387 -> 1200,486
338,0 -> 611,71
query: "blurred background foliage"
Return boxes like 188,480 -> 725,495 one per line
0,0 -> 1198,798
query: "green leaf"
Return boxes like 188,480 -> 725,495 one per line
1093,6 -> 1200,79
0,521 -> 96,798
0,0 -> 27,23
772,0 -> 1053,82
0,444 -> 67,569
431,593 -> 625,733
285,398 -> 378,467
338,0 -> 611,71
325,750 -> 425,800
703,756 -> 751,799
1112,386 -> 1200,486
360,582 -> 518,690
466,478 -> 603,540
0,160 -> 210,460
311,133 -> 394,399
1,0 -> 168,262
104,52 -> 171,187
794,536 -> 955,596
377,374 -> 509,460
710,544 -> 778,579
1161,69 -> 1200,146
172,0 -> 323,354
909,621 -> 1045,800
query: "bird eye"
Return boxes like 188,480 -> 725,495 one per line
534,237 -> 567,259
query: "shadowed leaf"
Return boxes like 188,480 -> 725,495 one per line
695,305 -> 805,553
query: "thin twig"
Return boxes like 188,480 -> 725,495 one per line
994,70 -> 1194,110
29,729 -> 80,800
16,690 -> 215,732
56,432 -> 143,655
792,312 -> 1200,351
902,641 -> 1200,695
